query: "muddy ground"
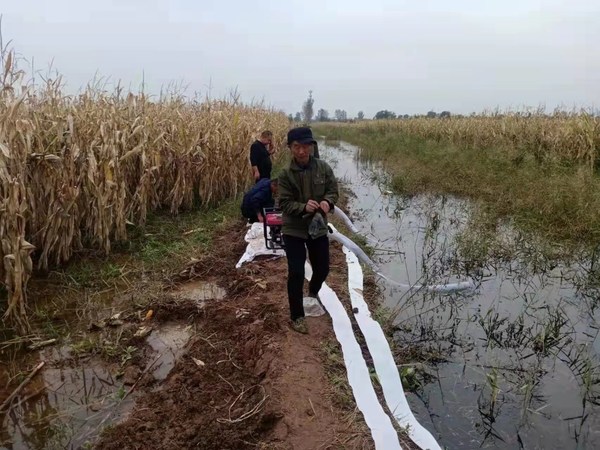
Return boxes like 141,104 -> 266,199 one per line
95,221 -> 376,450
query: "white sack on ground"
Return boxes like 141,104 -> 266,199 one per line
344,246 -> 442,450
236,222 -> 285,268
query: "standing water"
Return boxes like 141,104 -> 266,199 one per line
321,140 -> 600,450
0,323 -> 191,449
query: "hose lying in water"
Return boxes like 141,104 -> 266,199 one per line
327,223 -> 475,293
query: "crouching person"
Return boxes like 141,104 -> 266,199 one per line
278,127 -> 339,334
241,178 -> 278,223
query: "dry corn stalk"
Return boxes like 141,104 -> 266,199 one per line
0,49 -> 288,333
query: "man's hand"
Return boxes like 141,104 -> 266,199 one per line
305,199 -> 320,213
253,166 -> 260,181
319,201 -> 331,214
257,213 -> 264,223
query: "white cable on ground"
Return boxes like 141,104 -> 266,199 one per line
304,263 -> 402,450
342,244 -> 442,450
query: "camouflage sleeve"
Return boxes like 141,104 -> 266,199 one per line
278,170 -> 306,216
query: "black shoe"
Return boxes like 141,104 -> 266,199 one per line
290,318 -> 308,334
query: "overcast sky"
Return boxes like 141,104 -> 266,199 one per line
1,0 -> 598,117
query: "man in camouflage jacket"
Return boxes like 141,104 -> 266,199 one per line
278,127 -> 339,333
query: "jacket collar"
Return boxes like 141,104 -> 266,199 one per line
289,156 -> 315,172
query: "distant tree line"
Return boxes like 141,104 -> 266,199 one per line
288,91 -> 457,123
373,110 -> 452,120
287,92 -> 366,123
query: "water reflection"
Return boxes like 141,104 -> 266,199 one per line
1,350 -> 134,449
1,323 -> 190,449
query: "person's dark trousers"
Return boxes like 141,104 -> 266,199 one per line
283,234 -> 330,321
240,206 -> 258,223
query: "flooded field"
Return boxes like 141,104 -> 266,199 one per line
322,140 -> 600,450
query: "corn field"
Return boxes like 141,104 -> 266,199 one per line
0,50 -> 288,333
340,112 -> 600,169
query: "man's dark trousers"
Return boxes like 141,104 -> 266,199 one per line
283,234 -> 329,321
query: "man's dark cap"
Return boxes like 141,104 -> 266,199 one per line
287,127 -> 316,146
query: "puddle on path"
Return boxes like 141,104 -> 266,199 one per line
145,323 -> 192,381
321,140 -> 600,450
175,280 -> 227,306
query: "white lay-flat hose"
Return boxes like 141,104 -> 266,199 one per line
332,206 -> 359,233
327,222 -> 475,293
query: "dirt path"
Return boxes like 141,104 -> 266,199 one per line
96,223 -> 373,449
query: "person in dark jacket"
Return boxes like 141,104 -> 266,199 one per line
241,178 -> 278,223
250,131 -> 274,182
278,127 -> 338,334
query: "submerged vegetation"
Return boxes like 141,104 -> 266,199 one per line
314,113 -> 600,247
319,140 -> 600,448
0,46 -> 288,333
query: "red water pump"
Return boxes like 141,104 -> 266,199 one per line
263,207 -> 285,250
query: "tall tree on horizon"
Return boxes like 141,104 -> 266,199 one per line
302,90 -> 314,123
